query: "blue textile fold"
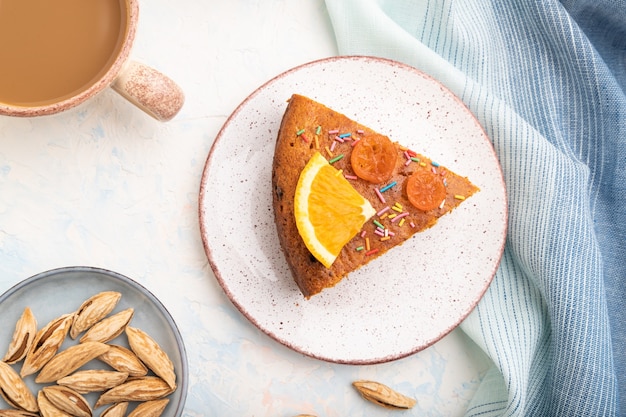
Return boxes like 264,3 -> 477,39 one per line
324,0 -> 625,415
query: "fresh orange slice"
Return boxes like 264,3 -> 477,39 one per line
294,152 -> 376,268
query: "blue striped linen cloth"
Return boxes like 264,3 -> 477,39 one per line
324,1 -> 624,416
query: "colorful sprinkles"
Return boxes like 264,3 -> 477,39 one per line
328,154 -> 344,164
376,206 -> 390,216
374,188 -> 386,204
391,212 -> 409,223
295,122 -> 467,263
379,181 -> 397,193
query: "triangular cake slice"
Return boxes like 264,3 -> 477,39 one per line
272,94 -> 479,298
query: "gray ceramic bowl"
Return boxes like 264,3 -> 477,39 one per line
0,266 -> 187,416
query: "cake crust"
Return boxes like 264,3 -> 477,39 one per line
272,94 -> 479,298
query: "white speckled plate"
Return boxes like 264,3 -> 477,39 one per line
199,56 -> 507,364
0,266 -> 188,416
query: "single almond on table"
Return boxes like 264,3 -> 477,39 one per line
352,380 -> 416,409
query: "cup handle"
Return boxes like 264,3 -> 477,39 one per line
111,60 -> 184,121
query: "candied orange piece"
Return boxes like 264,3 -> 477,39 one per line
350,135 -> 397,184
406,169 -> 446,211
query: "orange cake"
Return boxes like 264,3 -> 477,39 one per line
272,94 -> 479,298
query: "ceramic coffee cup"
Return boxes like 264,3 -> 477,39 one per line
0,0 -> 184,121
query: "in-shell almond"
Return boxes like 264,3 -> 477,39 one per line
100,402 -> 128,417
35,342 -> 110,384
57,370 -> 129,394
37,390 -> 72,417
70,291 -> 121,339
21,313 -> 73,378
126,326 -> 176,389
41,386 -> 91,417
3,307 -> 37,365
0,361 -> 38,414
94,377 -> 173,408
352,380 -> 416,409
97,345 -> 148,377
127,398 -> 169,417
0,410 -> 39,417
79,308 -> 134,344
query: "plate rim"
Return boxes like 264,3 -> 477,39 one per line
199,55 -> 508,364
